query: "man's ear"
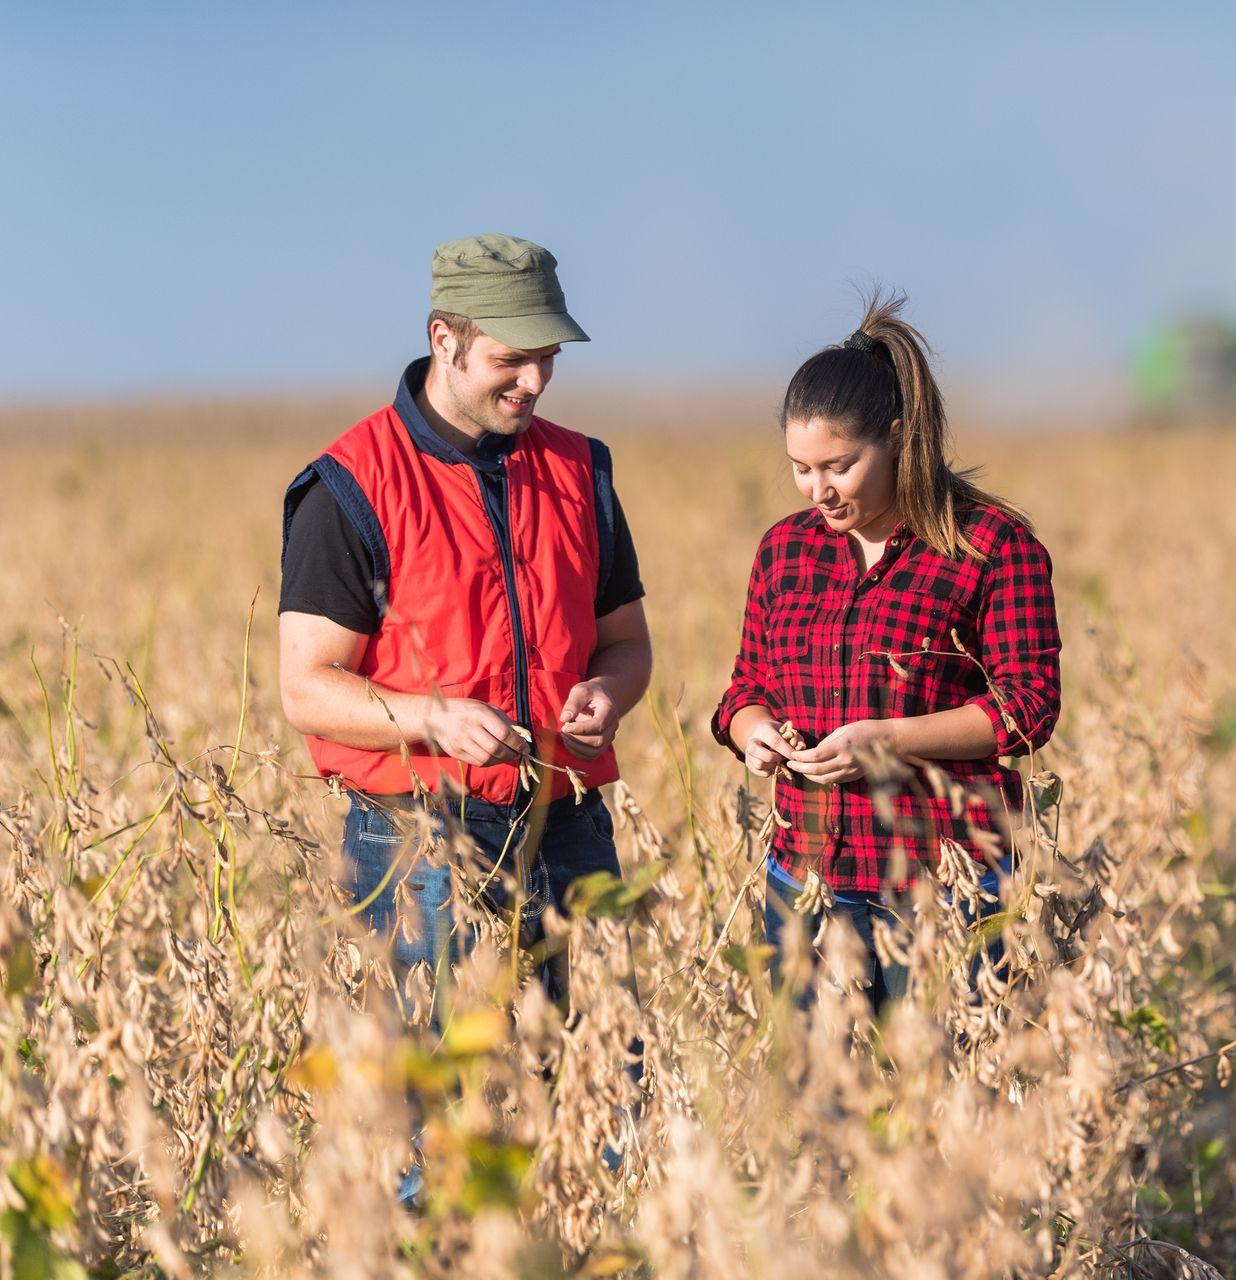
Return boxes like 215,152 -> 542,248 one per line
428,318 -> 456,365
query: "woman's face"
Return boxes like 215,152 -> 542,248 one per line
785,416 -> 900,538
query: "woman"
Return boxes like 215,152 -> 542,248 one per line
712,291 -> 1061,1008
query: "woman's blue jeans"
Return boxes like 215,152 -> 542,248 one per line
764,856 -> 1011,1014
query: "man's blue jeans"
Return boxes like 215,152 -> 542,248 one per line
764,856 -> 1011,1014
340,786 -> 624,1007
341,786 -> 637,1205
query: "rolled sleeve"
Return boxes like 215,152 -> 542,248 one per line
965,522 -> 1062,757
711,545 -> 775,760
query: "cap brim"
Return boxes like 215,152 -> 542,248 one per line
474,311 -> 590,350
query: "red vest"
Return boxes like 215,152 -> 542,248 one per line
301,405 -> 620,804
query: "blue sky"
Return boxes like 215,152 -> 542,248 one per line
3,2 -> 1235,413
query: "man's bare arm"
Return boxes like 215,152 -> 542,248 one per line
558,600 -> 653,760
585,598 -> 654,716
278,611 -> 528,766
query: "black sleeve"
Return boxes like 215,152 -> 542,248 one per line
279,477 -> 381,634
596,489 -> 645,618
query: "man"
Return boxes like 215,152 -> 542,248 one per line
278,233 -> 652,1005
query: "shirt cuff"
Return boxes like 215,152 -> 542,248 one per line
711,692 -> 769,761
596,584 -> 647,619
966,691 -> 1024,757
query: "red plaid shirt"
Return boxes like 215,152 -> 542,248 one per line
712,502 -> 1061,892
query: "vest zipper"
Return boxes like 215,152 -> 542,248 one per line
477,464 -> 534,755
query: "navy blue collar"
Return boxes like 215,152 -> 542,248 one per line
392,357 -> 516,473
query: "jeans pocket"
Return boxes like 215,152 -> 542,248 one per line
358,803 -> 414,845
358,829 -> 404,845
581,794 -> 616,845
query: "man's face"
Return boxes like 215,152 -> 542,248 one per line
435,328 -> 561,438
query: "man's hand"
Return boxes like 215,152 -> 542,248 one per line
558,679 -> 620,761
786,719 -> 891,785
422,699 -> 530,767
738,715 -> 802,778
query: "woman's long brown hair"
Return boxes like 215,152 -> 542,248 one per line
781,288 -> 1028,558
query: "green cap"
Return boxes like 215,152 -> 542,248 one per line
429,233 -> 590,350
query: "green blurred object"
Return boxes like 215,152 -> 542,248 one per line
1134,315 -> 1236,421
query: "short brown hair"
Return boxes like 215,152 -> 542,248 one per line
426,310 -> 480,368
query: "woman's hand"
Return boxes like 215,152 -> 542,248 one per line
738,715 -> 802,778
786,719 -> 892,785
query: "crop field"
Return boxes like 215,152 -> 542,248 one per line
0,399 -> 1234,1278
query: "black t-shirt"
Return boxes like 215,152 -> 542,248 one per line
280,474 -> 645,634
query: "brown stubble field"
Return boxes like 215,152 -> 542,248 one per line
0,395 -> 1234,1277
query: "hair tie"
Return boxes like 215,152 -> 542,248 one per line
843,329 -> 875,352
